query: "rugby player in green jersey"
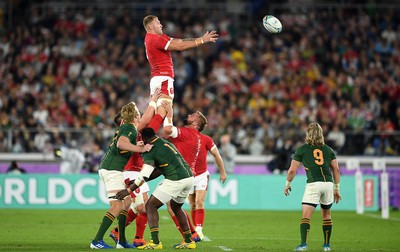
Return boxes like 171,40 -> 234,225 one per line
284,123 -> 341,252
116,127 -> 196,250
90,102 -> 153,249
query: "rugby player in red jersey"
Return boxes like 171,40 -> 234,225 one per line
189,133 -> 227,240
162,103 -> 208,242
143,15 -> 218,127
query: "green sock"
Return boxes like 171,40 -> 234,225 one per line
150,227 -> 160,244
183,230 -> 192,243
94,212 -> 115,242
118,210 -> 128,243
300,218 -> 310,245
322,219 -> 333,244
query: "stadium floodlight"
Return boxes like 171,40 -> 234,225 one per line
346,159 -> 363,214
373,159 -> 389,219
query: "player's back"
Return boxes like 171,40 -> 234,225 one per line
293,144 -> 336,183
143,137 -> 193,180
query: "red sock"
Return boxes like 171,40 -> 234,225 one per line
184,210 -> 195,233
148,114 -> 164,132
195,209 -> 205,227
126,208 -> 138,227
135,212 -> 147,239
191,210 -> 197,226
172,215 -> 184,235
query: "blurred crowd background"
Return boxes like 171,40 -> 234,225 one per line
0,0 -> 399,172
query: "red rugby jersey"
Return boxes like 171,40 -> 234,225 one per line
170,127 -> 201,175
145,33 -> 174,78
194,134 -> 215,176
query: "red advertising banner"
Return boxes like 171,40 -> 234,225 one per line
364,179 -> 374,207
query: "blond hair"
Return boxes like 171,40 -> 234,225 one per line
305,123 -> 325,146
143,15 -> 157,30
121,102 -> 138,124
196,111 -> 208,132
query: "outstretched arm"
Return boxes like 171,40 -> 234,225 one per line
167,31 -> 219,51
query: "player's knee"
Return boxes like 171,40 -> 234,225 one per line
137,204 -> 146,214
196,201 -> 204,209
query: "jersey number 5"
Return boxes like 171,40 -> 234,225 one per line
313,149 -> 324,165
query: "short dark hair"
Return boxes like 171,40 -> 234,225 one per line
141,127 -> 156,142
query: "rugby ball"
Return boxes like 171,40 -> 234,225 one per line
263,15 -> 282,34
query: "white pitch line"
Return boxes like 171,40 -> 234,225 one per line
202,235 -> 211,242
216,245 -> 233,251
363,213 -> 400,221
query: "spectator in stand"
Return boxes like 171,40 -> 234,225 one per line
219,134 -> 236,174
326,125 -> 346,154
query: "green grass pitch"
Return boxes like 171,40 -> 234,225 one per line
0,209 -> 399,251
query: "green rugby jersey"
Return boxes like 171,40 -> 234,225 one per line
292,144 -> 336,183
100,123 -> 138,172
142,137 -> 193,181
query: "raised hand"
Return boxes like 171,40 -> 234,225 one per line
202,30 -> 219,43
151,88 -> 162,102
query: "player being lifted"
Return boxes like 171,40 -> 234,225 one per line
143,14 -> 218,127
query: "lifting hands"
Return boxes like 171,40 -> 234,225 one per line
202,30 -> 219,43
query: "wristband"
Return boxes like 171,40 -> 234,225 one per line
134,177 -> 144,187
201,38 -> 204,44
195,40 -> 198,47
285,180 -> 291,187
149,100 -> 157,109
334,183 -> 340,190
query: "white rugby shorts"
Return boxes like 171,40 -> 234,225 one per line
189,171 -> 209,194
302,181 -> 334,206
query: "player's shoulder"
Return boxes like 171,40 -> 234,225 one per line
120,123 -> 136,130
201,133 -> 212,141
295,143 -> 308,151
322,144 -> 336,154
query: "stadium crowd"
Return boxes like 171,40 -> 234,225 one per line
0,3 -> 399,166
